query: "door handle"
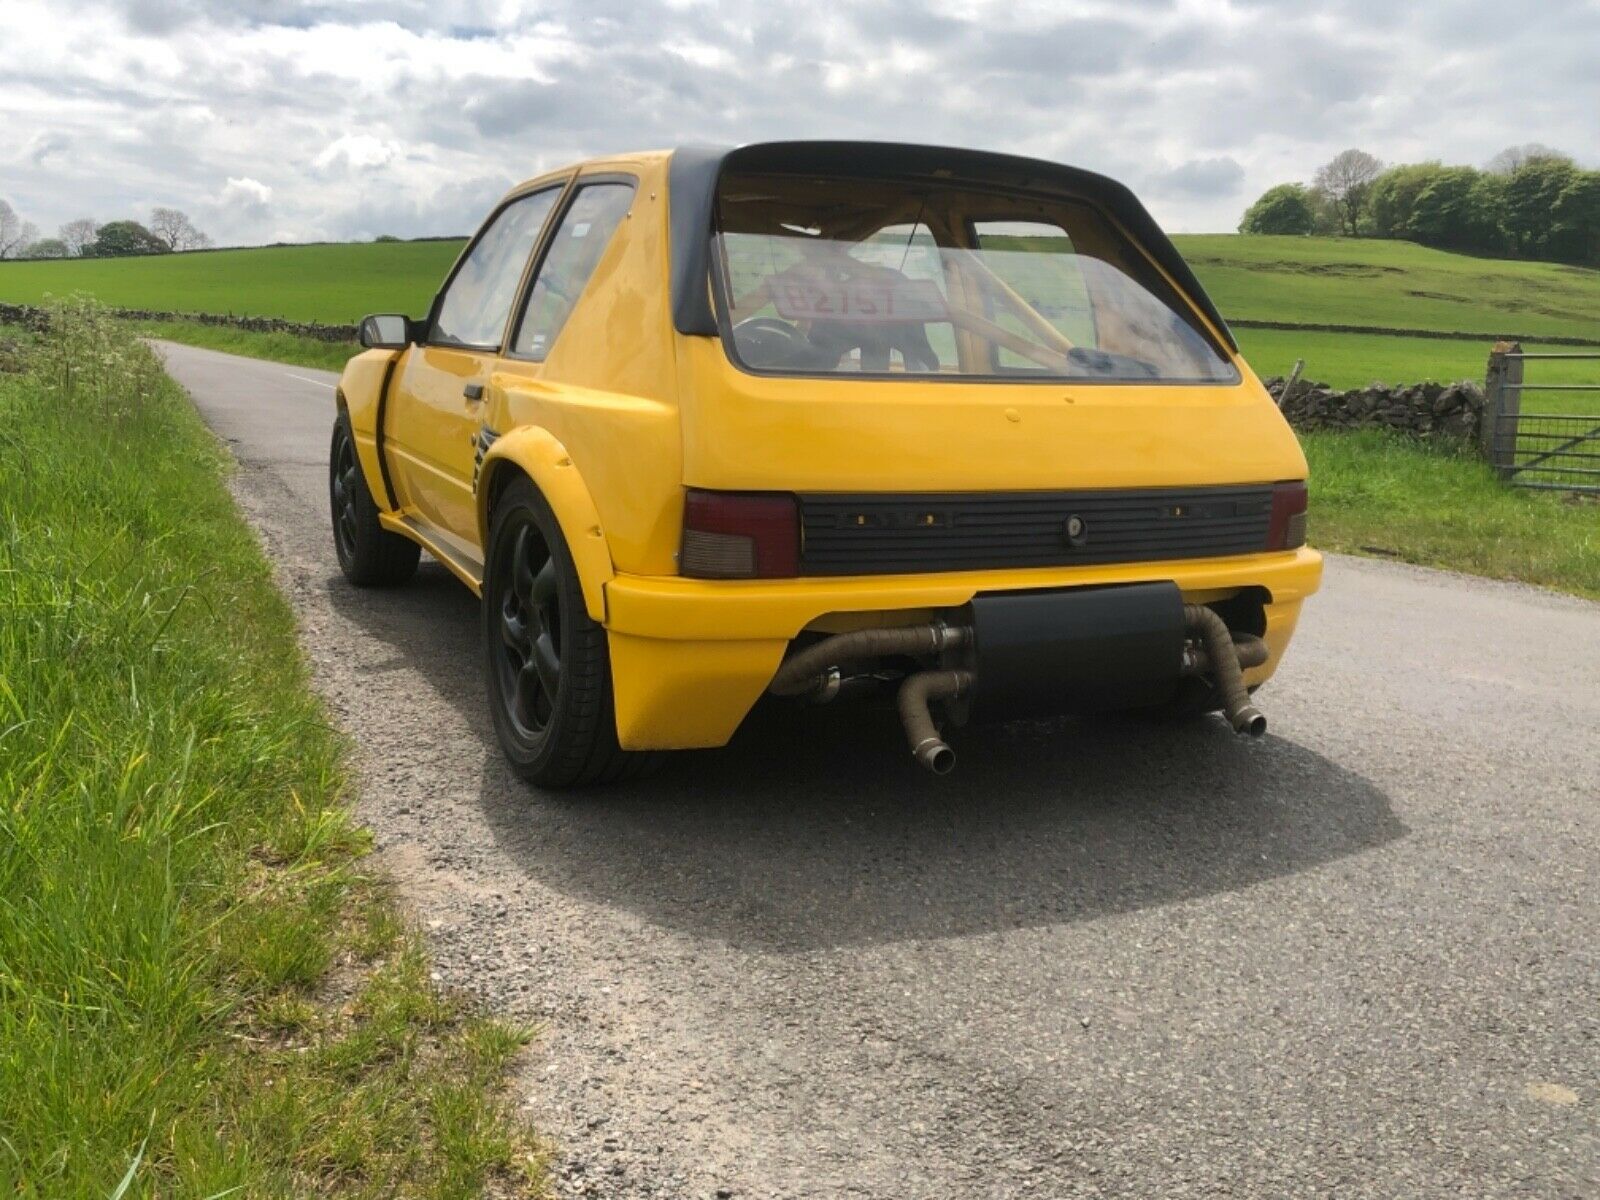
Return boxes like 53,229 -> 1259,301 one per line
463,383 -> 485,401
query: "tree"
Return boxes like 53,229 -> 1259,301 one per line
1312,148 -> 1383,236
1550,170 -> 1600,265
1486,143 -> 1572,175
24,237 -> 68,258
1409,167 -> 1488,251
1238,184 -> 1315,234
149,207 -> 212,251
5,222 -> 40,259
1305,185 -> 1342,235
1367,162 -> 1446,239
0,199 -> 33,258
1503,156 -> 1577,257
1467,171 -> 1510,255
87,220 -> 170,258
59,218 -> 99,256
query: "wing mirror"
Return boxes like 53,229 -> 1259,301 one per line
358,313 -> 416,350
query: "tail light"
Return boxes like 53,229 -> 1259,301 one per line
680,489 -> 800,578
1266,480 -> 1308,550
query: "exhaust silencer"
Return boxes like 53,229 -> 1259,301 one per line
966,583 -> 1186,720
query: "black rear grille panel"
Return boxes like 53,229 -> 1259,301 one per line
799,486 -> 1274,575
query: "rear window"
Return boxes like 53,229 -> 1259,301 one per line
712,173 -> 1237,384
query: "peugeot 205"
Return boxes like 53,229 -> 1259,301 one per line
328,141 -> 1321,786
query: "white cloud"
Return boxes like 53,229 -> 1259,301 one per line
0,0 -> 1595,245
219,176 -> 273,222
313,133 -> 399,175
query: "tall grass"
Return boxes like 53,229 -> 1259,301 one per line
1303,428 -> 1600,598
0,300 -> 543,1197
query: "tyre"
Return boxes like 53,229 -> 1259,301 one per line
483,476 -> 651,788
329,415 -> 421,587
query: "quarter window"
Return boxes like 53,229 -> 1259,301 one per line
432,187 -> 560,349
513,182 -> 635,360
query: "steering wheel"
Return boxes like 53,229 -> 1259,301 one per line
732,316 -> 812,368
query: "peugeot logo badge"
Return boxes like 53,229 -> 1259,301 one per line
1063,514 -> 1088,548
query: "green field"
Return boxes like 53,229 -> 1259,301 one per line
1172,234 -> 1600,342
6,230 -> 1593,412
4,233 -> 1598,343
0,239 -> 463,324
1238,328 -> 1600,413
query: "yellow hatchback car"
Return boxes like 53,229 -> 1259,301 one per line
330,141 -> 1321,786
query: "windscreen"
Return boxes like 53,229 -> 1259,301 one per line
712,173 -> 1237,383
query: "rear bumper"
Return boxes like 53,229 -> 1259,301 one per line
602,547 -> 1323,750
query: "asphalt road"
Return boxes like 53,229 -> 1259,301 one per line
156,339 -> 1598,1199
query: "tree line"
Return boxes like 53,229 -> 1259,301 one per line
1238,144 -> 1600,265
0,204 -> 213,260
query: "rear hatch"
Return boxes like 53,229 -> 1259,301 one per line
670,142 -> 1308,576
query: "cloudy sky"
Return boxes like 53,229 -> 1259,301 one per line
3,0 -> 1597,246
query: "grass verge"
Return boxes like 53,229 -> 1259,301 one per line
132,317 -> 356,372
1303,429 -> 1599,599
0,299 -> 546,1198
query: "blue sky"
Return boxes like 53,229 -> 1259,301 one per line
3,0 -> 1597,245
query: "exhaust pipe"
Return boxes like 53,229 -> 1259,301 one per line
897,669 -> 973,774
766,622 -> 974,773
768,623 -> 970,698
767,608 -> 1267,771
1183,605 -> 1266,736
1182,633 -> 1268,676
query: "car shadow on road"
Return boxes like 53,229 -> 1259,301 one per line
326,562 -> 1406,953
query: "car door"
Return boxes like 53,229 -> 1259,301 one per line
387,185 -> 563,550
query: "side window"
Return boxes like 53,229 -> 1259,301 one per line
512,182 -> 635,360
432,188 -> 561,349
971,219 -> 1096,369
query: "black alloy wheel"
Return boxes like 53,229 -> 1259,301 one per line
332,432 -> 361,562
328,415 -> 420,587
494,522 -> 563,742
483,477 -> 652,787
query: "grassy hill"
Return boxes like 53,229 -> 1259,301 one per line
1172,235 -> 1600,342
3,234 -> 1598,391
0,240 -> 464,325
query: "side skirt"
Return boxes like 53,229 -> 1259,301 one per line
378,513 -> 485,596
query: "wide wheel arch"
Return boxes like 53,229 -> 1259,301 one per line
477,429 -> 613,623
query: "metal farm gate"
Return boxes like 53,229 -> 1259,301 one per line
1483,343 -> 1600,495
